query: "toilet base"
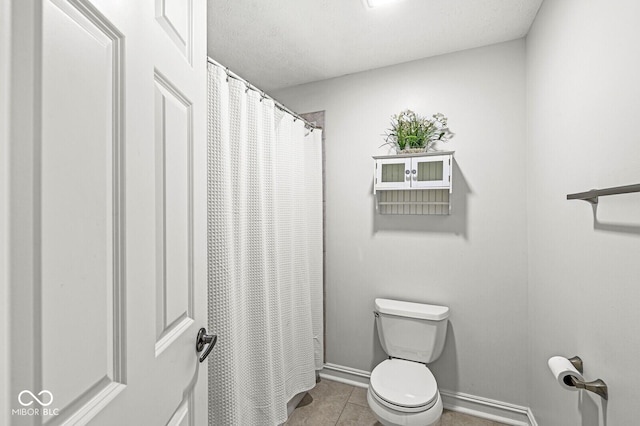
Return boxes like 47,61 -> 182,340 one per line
367,388 -> 443,426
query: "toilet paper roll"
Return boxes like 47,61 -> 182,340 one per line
548,356 -> 584,391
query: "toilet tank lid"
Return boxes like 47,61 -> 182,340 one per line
375,298 -> 449,321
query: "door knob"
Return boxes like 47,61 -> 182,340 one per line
195,327 -> 217,363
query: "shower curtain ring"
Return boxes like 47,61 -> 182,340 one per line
260,91 -> 266,102
225,67 -> 230,82
245,82 -> 251,94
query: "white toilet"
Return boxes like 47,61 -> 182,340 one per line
367,298 -> 450,426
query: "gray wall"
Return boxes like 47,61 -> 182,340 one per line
274,40 -> 529,405
526,0 -> 640,424
273,3 -> 640,421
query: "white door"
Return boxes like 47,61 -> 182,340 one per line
411,155 -> 452,189
375,158 -> 412,190
4,0 -> 210,425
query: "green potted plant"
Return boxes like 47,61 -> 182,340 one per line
382,109 -> 454,153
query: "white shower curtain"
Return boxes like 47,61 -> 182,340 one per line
207,64 -> 323,425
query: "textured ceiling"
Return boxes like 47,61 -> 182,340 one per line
207,0 -> 543,92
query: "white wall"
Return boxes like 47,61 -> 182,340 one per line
274,40 -> 529,405
0,0 -> 10,423
526,0 -> 640,424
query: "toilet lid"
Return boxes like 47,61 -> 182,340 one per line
370,359 -> 438,409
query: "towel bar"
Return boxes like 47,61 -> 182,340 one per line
567,183 -> 640,205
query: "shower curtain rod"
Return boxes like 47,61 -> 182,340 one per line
207,57 -> 321,130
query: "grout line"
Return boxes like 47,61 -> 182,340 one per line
334,386 -> 355,425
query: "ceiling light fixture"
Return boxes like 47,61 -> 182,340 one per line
365,0 -> 403,8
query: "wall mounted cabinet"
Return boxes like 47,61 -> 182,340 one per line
373,151 -> 454,215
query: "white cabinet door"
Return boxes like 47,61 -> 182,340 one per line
5,0 -> 209,425
410,155 -> 451,188
375,157 -> 412,190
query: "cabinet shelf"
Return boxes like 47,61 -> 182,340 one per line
378,201 -> 450,206
373,151 -> 454,215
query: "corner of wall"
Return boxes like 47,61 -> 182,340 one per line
0,0 -> 11,423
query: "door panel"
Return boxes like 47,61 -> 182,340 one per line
166,396 -> 194,426
153,70 -> 195,357
155,0 -> 193,65
7,0 -> 208,424
41,0 -> 126,422
375,158 -> 411,190
411,155 -> 451,188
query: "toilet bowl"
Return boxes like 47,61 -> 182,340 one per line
367,299 -> 449,426
367,359 -> 443,426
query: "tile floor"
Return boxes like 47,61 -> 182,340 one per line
285,379 -> 507,426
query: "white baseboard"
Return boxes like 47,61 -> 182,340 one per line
319,363 -> 370,388
319,363 -> 537,426
439,390 -> 536,426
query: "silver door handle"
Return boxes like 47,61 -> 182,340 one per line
195,327 -> 217,363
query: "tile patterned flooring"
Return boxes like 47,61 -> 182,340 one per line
286,379 -> 507,426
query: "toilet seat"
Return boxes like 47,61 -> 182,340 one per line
369,359 -> 438,413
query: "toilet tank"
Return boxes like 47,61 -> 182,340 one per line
375,298 -> 449,364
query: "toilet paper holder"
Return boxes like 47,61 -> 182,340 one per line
567,356 -> 583,374
565,356 -> 609,400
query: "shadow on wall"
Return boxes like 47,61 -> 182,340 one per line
372,159 -> 472,239
591,204 -> 640,236
580,392 -> 607,426
370,318 -> 387,371
428,321 -> 459,393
